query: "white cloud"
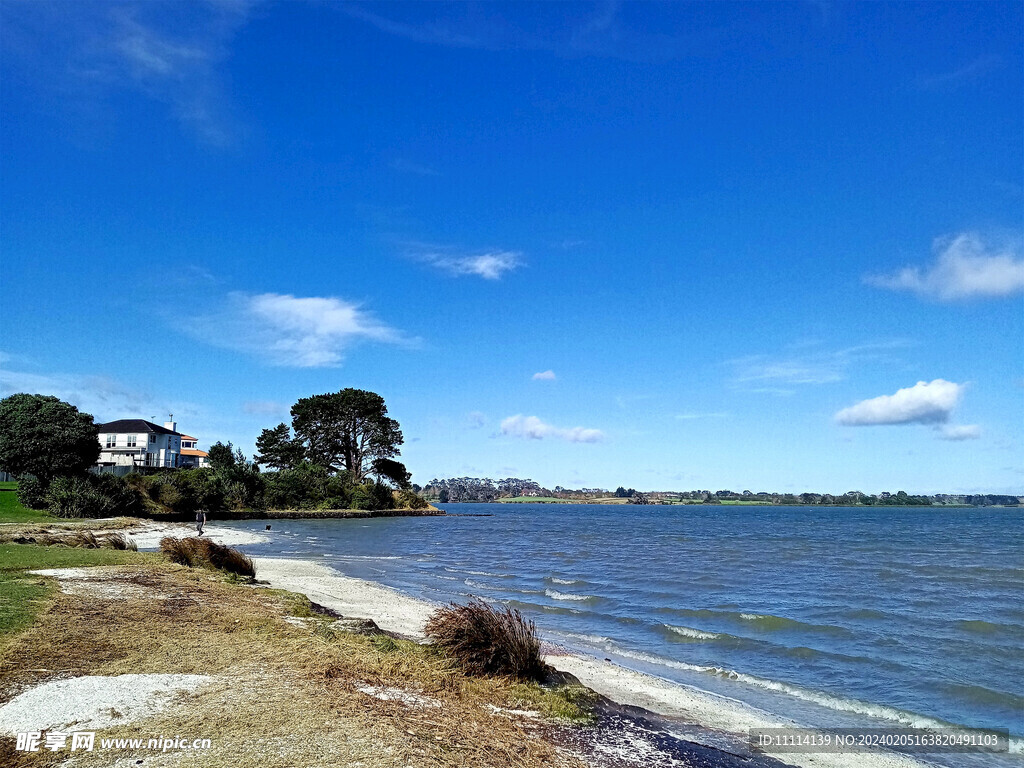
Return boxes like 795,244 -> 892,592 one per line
415,249 -> 522,280
500,415 -> 603,443
835,380 -> 965,426
193,292 -> 407,368
866,232 -> 1024,300
532,370 -> 557,381
939,424 -> 982,441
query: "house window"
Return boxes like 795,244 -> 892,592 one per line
127,435 -> 137,447
149,434 -> 156,444
106,434 -> 116,448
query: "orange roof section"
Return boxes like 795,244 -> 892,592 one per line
180,448 -> 209,457
180,435 -> 198,441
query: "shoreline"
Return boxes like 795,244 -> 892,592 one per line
250,553 -> 930,768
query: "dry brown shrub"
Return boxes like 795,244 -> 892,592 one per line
425,599 -> 545,682
159,536 -> 255,578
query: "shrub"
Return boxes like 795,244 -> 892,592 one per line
263,463 -> 351,510
371,480 -> 395,510
16,475 -> 46,509
425,599 -> 545,681
159,536 -> 256,578
396,489 -> 429,510
350,483 -> 375,510
45,474 -> 142,518
143,469 -> 224,515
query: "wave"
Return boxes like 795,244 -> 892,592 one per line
548,576 -> 583,585
545,589 -> 597,603
955,619 -> 1019,635
662,624 -> 721,641
607,646 -> 959,732
942,683 -> 1024,712
737,613 -> 851,636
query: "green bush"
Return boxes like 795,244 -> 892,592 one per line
350,483 -> 375,510
142,469 -> 224,514
15,475 -> 46,509
396,489 -> 429,509
263,463 -> 351,510
45,474 -> 142,518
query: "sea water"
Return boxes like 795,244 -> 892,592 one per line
225,504 -> 1023,766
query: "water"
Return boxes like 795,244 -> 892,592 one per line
223,504 -> 1023,766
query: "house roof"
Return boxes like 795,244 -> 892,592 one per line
95,419 -> 182,436
180,434 -> 198,441
180,448 -> 208,457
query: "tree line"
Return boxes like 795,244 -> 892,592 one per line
0,389 -> 427,518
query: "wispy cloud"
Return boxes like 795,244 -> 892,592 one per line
339,1 -> 703,63
191,292 -> 408,367
835,379 -> 965,426
466,411 -> 487,429
242,400 -> 288,416
0,364 -> 199,424
532,370 -> 557,381
500,415 -> 603,443
730,341 -> 910,392
3,1 -> 254,146
918,54 -> 1004,90
939,424 -> 982,441
866,232 -> 1024,301
413,246 -> 523,280
389,158 -> 440,176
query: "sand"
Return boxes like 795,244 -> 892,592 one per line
128,522 -> 269,550
0,674 -> 211,735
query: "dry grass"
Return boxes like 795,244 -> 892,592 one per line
0,563 -> 586,768
159,536 -> 256,578
0,529 -> 139,550
425,600 -> 546,682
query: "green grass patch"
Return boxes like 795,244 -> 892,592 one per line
0,543 -> 157,645
0,481 -> 52,524
504,681 -> 597,723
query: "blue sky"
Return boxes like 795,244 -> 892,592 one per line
1,1 -> 1021,494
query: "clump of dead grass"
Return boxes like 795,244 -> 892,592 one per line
0,530 -> 139,550
425,599 -> 546,682
159,536 -> 255,578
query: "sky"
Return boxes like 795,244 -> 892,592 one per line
1,1 -> 1022,495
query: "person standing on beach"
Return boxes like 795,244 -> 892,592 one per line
196,508 -> 207,536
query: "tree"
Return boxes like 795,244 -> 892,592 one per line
288,388 -> 403,482
371,458 -> 411,489
206,441 -> 237,472
0,394 -> 100,485
255,423 -> 303,470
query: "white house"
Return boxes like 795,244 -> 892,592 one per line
95,418 -> 183,469
178,434 -> 210,468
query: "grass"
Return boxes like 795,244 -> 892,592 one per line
0,552 -> 589,768
0,481 -> 52,524
0,543 -> 154,646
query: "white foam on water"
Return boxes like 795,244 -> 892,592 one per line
664,624 -> 721,641
550,576 -> 582,585
546,588 -> 596,602
608,646 -> 958,732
